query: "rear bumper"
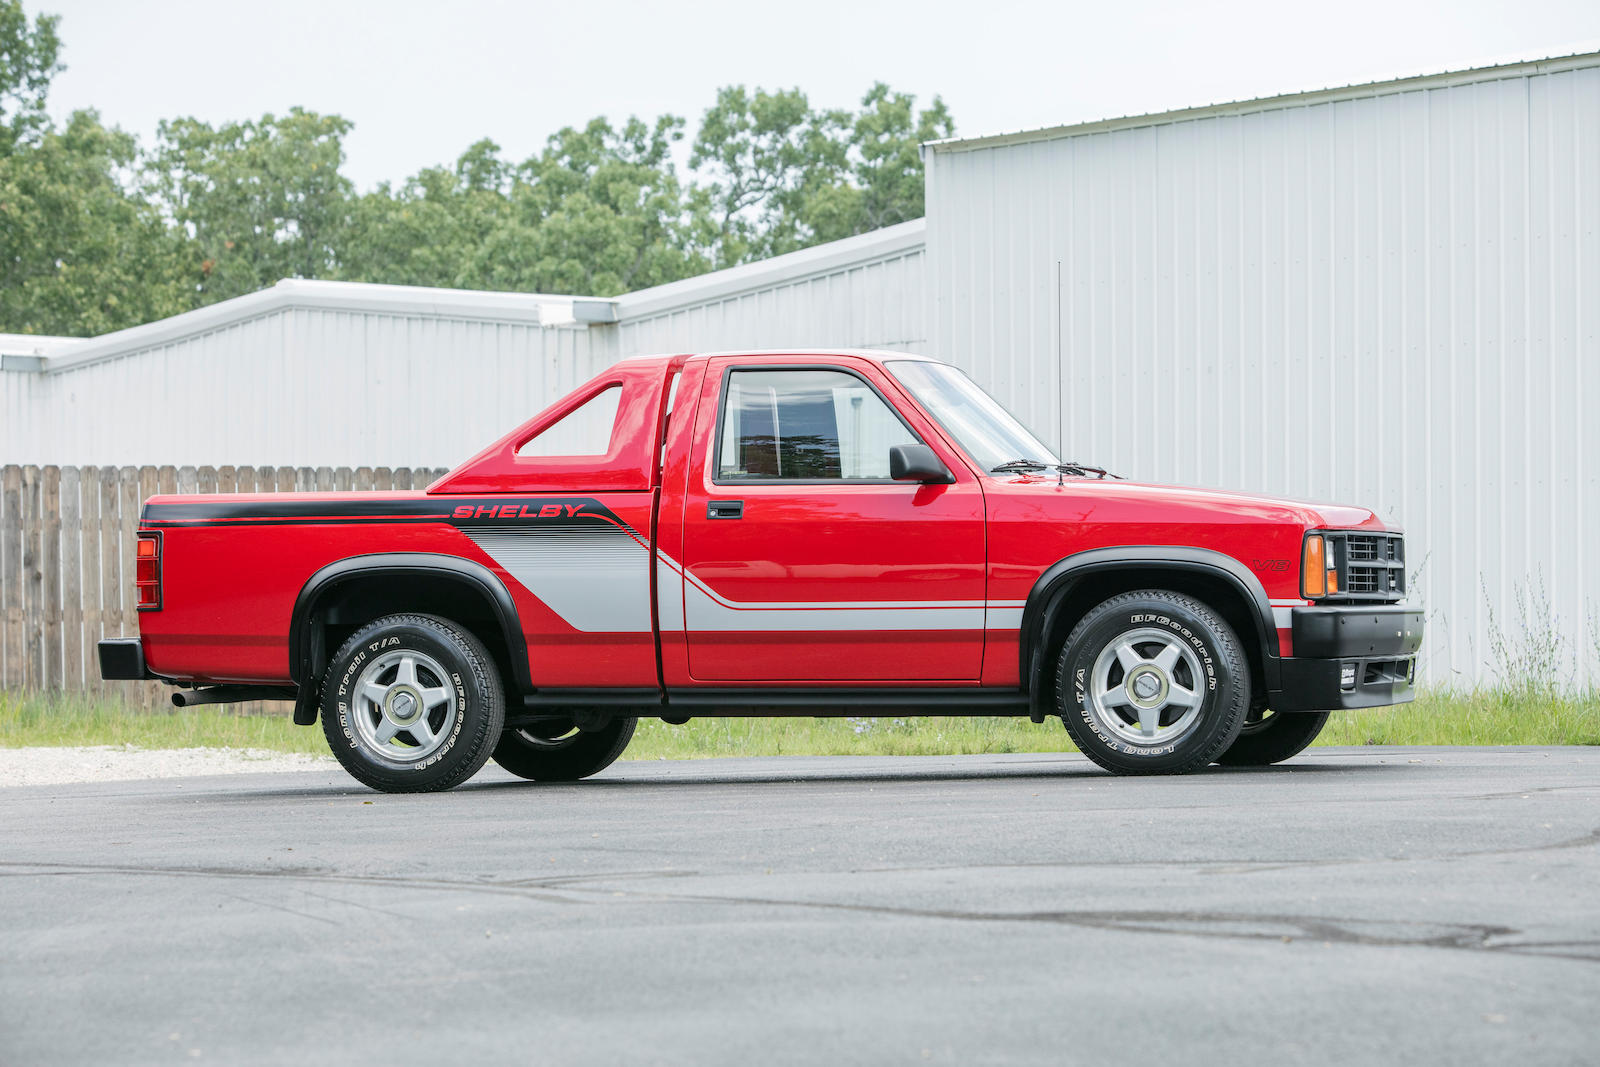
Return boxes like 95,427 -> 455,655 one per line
98,638 -> 154,681
1270,605 -> 1424,712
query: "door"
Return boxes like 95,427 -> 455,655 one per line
675,359 -> 987,683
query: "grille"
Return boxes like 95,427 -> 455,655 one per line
1346,568 -> 1380,593
1326,531 -> 1405,602
1347,537 -> 1380,562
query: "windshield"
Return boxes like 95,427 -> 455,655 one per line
886,360 -> 1058,474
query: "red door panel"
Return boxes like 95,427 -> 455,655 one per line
674,357 -> 987,684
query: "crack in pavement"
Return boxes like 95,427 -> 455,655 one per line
2,859 -> 1595,961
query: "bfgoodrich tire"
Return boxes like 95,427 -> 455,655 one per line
321,614 -> 505,793
1056,590 -> 1250,775
1215,710 -> 1330,766
491,716 -> 637,782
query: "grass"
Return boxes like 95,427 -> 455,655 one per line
2,687 -> 1596,759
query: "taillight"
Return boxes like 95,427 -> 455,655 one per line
136,533 -> 162,610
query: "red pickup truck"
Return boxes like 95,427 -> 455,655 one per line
99,351 -> 1422,792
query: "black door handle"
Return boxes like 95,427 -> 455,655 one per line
707,500 -> 744,520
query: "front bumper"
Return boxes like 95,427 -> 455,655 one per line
1270,605 -> 1424,712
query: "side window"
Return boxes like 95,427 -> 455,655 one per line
716,369 -> 919,481
518,385 -> 622,457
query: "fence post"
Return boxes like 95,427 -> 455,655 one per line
79,466 -> 102,698
61,466 -> 82,692
1,467 -> 20,689
23,466 -> 41,691
39,467 -> 60,691
99,468 -> 120,700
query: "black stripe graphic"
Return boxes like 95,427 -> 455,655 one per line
141,496 -> 635,534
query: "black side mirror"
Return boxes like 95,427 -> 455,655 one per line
889,444 -> 955,484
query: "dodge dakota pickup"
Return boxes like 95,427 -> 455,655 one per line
99,350 -> 1422,792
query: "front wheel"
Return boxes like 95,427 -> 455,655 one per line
492,715 -> 637,782
1214,709 -> 1330,766
1055,590 -> 1251,775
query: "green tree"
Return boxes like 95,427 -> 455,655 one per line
0,4 -> 182,335
342,117 -> 711,297
689,82 -> 951,264
0,0 -> 60,155
0,109 -> 185,334
500,115 -> 709,295
339,139 -> 515,290
149,107 -> 354,304
689,86 -> 849,265
805,83 -> 954,242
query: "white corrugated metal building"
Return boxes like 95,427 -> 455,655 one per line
923,51 -> 1600,687
4,52 -> 1597,685
0,220 -> 926,469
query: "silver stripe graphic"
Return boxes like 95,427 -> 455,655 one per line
464,525 -> 652,633
656,558 -> 686,632
658,552 -> 1004,633
469,527 -> 1025,635
985,607 -> 1025,630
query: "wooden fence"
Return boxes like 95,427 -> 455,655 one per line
0,464 -> 448,705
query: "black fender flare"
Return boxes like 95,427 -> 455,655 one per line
1019,546 -> 1281,703
289,552 -> 532,698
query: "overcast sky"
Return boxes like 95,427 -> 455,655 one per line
39,0 -> 1600,191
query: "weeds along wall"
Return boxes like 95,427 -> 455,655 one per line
925,54 -> 1600,688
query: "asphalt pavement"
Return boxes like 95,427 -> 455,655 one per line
2,746 -> 1597,1065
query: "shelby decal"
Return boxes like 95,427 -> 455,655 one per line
451,503 -> 592,521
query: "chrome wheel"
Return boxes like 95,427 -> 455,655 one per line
349,649 -> 459,763
1085,627 -> 1206,747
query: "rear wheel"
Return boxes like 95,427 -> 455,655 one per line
492,715 -> 637,781
321,614 -> 505,793
1055,590 -> 1250,775
1214,709 -> 1330,766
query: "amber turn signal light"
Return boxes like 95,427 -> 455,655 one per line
1302,535 -> 1326,598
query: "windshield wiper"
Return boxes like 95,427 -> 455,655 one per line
1056,461 -> 1121,480
991,458 -> 1123,481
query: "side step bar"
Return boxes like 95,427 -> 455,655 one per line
171,686 -> 297,708
522,687 -> 1032,718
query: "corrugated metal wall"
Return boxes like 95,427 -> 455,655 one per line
594,230 -> 927,361
2,228 -> 928,472
2,311 -> 601,470
926,58 -> 1600,686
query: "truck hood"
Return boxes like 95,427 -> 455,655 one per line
989,474 -> 1392,531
